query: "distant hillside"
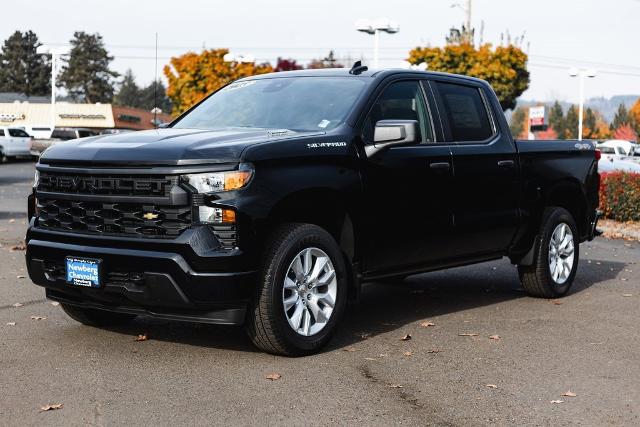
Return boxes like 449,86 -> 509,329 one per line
509,95 -> 640,122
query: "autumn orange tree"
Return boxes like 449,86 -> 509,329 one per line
164,49 -> 273,116
407,29 -> 529,111
630,98 -> 640,135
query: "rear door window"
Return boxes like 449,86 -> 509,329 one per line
434,82 -> 494,142
0,129 -> 4,137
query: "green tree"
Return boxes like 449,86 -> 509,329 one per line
548,101 -> 565,139
0,30 -> 50,96
139,80 -> 172,113
113,69 -> 141,107
610,103 -> 635,131
509,107 -> 527,138
58,31 -> 119,103
582,107 -> 597,139
564,105 -> 579,139
408,27 -> 529,111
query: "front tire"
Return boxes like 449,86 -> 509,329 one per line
60,303 -> 137,327
246,223 -> 348,356
518,207 -> 579,298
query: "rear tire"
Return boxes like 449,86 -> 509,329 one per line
518,207 -> 579,298
60,303 -> 137,327
246,223 -> 348,356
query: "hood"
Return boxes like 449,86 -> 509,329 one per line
40,128 -> 321,166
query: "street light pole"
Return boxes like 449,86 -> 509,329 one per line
569,68 -> 597,141
36,45 -> 70,132
355,18 -> 399,68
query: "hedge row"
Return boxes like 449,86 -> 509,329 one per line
599,172 -> 640,222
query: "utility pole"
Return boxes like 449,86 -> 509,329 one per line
465,0 -> 472,34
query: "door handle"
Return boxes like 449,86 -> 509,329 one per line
497,160 -> 515,168
429,162 -> 451,171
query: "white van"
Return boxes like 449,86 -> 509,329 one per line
0,126 -> 32,162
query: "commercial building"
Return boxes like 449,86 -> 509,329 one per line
0,101 -> 172,135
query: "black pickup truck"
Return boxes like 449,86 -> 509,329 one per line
26,65 -> 600,355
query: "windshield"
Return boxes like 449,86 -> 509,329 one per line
174,77 -> 367,132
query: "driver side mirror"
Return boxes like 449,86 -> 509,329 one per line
365,120 -> 419,157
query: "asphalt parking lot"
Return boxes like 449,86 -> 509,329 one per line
1,161 -> 639,426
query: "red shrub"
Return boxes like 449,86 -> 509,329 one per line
599,172 -> 640,222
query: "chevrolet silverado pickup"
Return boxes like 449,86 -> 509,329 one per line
26,64 -> 601,355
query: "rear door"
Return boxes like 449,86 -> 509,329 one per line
430,80 -> 520,257
360,79 -> 455,273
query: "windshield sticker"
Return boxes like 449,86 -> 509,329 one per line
317,119 -> 331,128
223,81 -> 256,91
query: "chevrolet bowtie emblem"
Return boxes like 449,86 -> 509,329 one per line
143,212 -> 159,220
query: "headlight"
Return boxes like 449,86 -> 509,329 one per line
182,165 -> 253,193
33,169 -> 39,188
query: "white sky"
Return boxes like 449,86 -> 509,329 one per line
4,0 -> 640,102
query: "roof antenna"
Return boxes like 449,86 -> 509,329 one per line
349,60 -> 368,75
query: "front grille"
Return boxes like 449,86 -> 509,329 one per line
37,173 -> 175,197
37,199 -> 192,237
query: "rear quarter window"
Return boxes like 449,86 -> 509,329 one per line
435,82 -> 494,142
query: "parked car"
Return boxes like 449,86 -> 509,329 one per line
0,126 -> 32,162
598,139 -> 636,156
26,66 -> 601,355
50,128 -> 99,141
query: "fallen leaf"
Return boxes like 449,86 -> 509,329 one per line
562,391 -> 577,397
40,403 -> 63,411
427,349 -> 441,354
621,278 -> 628,281
379,353 -> 388,358
16,275 -> 26,279
343,347 -> 357,352
550,400 -> 564,404
403,351 -> 413,357
550,299 -> 563,305
12,303 -> 23,307
9,244 -> 26,252
401,334 -> 412,341
364,357 -> 376,361
388,384 -> 403,388
622,294 -> 633,297
265,373 -> 281,381
134,334 -> 148,341
356,332 -> 371,340
489,335 -> 501,340
51,302 -> 60,306
419,321 -> 435,328
6,322 -> 16,326
8,218 -> 15,223
30,316 -> 46,321
458,333 -> 479,337
485,384 -> 498,389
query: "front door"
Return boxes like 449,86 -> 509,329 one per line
360,80 -> 454,274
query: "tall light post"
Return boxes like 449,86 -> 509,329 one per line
451,0 -> 472,34
568,68 -> 597,141
355,18 -> 399,68
36,45 -> 70,130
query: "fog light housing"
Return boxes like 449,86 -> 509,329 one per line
199,206 -> 236,224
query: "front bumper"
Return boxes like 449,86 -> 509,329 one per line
26,224 -> 256,325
